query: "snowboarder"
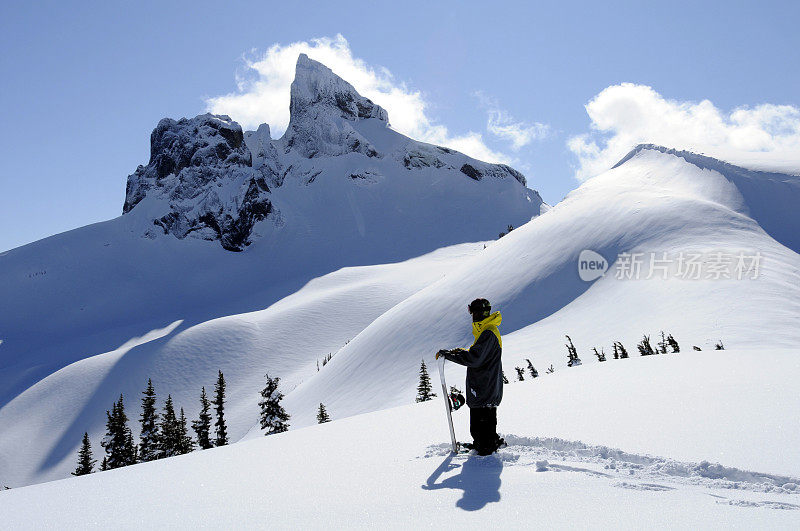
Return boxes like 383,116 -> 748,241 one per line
436,298 -> 504,456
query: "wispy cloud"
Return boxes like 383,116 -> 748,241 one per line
205,34 -> 509,164
475,92 -> 549,150
569,83 -> 800,180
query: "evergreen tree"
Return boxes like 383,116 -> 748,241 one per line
72,432 -> 96,476
657,331 -> 669,354
612,342 -> 620,359
159,394 -> 180,458
316,403 -> 331,424
616,341 -> 630,359
138,378 -> 160,462
100,457 -> 109,471
214,370 -> 228,446
593,347 -> 606,362
525,359 -> 538,378
502,371 -> 509,384
715,341 -> 725,350
637,335 -> 656,356
515,367 -> 525,381
667,334 -> 680,353
101,394 -> 136,469
177,408 -> 195,455
415,360 -> 436,402
546,364 -> 555,374
259,374 -> 291,434
191,387 -> 213,450
565,335 -> 582,367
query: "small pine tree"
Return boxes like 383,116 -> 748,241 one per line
502,371 -> 509,384
159,395 -> 180,458
316,403 -> 331,424
72,432 -> 96,476
415,360 -> 436,402
657,331 -> 668,354
515,367 -> 525,381
177,408 -> 194,455
101,394 -> 137,469
192,387 -> 213,450
507,224 -> 514,234
667,334 -> 680,353
525,359 -> 538,378
214,370 -> 228,446
637,335 -> 656,356
138,378 -> 160,462
593,347 -> 606,362
259,374 -> 291,434
616,341 -> 629,359
100,457 -> 109,471
565,335 -> 582,367
612,343 -> 620,359
715,341 -> 725,350
546,364 -> 555,374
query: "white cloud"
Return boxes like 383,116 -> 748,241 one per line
205,34 -> 509,164
475,92 -> 549,150
569,83 -> 800,180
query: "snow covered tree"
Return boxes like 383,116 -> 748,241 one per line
515,367 -> 525,381
667,334 -> 680,353
72,432 -> 95,476
415,360 -> 436,402
101,394 -> 136,469
546,364 -> 555,374
316,403 -> 331,424
715,341 -> 725,350
191,386 -> 213,450
177,408 -> 194,455
100,457 -> 109,471
637,335 -> 656,356
612,343 -> 620,359
593,347 -> 606,362
138,378 -> 160,462
159,394 -> 180,458
526,358 -> 538,378
565,335 -> 582,367
214,370 -> 228,446
259,374 -> 291,435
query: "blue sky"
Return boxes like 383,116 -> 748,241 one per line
1,0 -> 798,252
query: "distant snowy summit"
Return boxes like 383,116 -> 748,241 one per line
123,54 -> 541,251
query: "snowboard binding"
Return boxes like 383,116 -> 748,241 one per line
449,391 -> 465,411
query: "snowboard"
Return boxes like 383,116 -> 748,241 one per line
437,356 -> 459,453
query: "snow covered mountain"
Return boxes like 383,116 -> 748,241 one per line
122,54 -> 539,251
0,54 -> 542,488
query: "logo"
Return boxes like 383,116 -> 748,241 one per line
578,250 -> 608,282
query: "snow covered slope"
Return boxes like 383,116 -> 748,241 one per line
0,55 -> 541,487
3,349 -> 799,528
282,146 -> 800,429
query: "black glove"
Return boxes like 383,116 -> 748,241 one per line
436,349 -> 450,360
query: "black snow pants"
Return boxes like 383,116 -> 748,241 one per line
470,407 -> 498,455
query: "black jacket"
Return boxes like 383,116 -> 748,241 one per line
444,329 -> 503,408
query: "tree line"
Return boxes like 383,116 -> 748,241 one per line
72,371 -> 308,477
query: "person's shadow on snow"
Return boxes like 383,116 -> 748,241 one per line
421,453 -> 502,510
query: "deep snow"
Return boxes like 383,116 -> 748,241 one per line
2,349 -> 798,529
2,146 -> 799,489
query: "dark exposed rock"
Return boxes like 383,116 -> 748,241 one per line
460,163 -> 483,181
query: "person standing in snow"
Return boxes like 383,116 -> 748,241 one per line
436,298 -> 504,456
